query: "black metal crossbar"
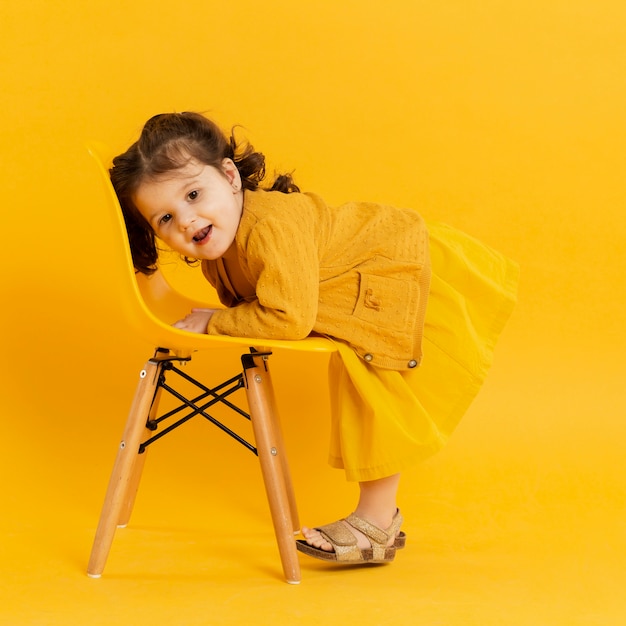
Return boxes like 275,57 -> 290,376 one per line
138,356 -> 258,456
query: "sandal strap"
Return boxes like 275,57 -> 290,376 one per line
345,514 -> 388,545
345,510 -> 404,561
315,520 -> 363,562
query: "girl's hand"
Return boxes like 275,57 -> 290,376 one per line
172,308 -> 216,334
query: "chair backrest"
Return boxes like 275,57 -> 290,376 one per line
87,142 -> 335,355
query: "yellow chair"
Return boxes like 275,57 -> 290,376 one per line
86,143 -> 336,584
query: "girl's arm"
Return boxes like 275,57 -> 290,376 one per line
207,215 -> 321,340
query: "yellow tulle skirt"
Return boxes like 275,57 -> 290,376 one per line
327,221 -> 520,481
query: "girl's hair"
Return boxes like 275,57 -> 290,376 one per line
110,111 -> 299,275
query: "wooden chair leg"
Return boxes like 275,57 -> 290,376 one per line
87,359 -> 163,578
116,449 -> 147,529
117,385 -> 163,528
259,364 -> 300,533
242,352 -> 301,584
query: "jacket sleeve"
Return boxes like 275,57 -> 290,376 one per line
206,213 -> 320,340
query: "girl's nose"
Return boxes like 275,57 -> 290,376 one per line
179,209 -> 196,230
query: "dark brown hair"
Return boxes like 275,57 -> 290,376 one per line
110,111 -> 299,274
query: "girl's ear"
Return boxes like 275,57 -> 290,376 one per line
221,158 -> 242,191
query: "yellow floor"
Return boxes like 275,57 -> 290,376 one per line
1,318 -> 625,625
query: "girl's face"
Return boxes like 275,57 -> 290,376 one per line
133,158 -> 243,261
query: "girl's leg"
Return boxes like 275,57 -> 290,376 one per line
301,473 -> 401,551
354,473 -> 400,527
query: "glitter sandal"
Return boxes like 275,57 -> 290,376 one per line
296,509 -> 405,564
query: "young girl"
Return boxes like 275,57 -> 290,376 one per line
110,111 -> 519,565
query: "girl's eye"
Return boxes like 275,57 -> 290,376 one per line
159,214 -> 172,225
188,190 -> 199,201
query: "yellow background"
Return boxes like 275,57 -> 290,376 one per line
1,1 -> 625,624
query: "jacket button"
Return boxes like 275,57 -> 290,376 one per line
364,353 -> 373,362
408,359 -> 418,368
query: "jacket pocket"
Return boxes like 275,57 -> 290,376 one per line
353,272 -> 417,332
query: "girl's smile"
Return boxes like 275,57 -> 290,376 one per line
132,157 -> 243,261
192,225 -> 212,244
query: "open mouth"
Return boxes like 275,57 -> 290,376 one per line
192,225 -> 212,244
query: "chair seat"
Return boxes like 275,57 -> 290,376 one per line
136,268 -> 336,354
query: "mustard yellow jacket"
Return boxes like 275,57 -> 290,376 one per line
203,189 -> 431,370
